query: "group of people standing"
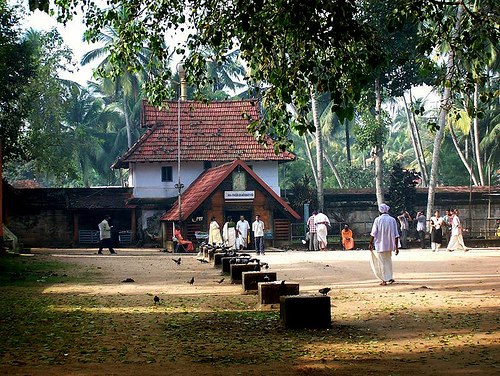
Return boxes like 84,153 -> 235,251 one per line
306,211 -> 331,251
397,208 -> 469,252
370,203 -> 471,286
208,214 -> 266,254
306,211 -> 354,251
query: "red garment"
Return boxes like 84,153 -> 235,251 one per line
174,229 -> 194,251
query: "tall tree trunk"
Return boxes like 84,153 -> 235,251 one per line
449,123 -> 479,186
307,133 -> 344,188
473,82 -> 485,185
310,86 -> 324,211
426,5 -> 464,230
408,89 -> 429,184
344,119 -> 351,165
374,78 -> 385,206
303,134 -> 318,186
124,101 -> 132,148
288,103 -> 319,186
402,94 -> 428,186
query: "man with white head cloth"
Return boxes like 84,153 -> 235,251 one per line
369,203 -> 400,286
314,210 -> 331,251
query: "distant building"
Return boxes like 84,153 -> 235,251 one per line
112,100 -> 299,246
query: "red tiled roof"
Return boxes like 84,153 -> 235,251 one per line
10,180 -> 45,189
161,160 -> 301,221
113,100 -> 294,168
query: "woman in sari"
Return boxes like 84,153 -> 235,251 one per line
208,217 -> 222,245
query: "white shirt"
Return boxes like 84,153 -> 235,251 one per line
98,219 -> 111,240
451,215 -> 462,236
252,220 -> 265,237
236,220 -> 250,237
314,212 -> 330,226
370,214 -> 399,253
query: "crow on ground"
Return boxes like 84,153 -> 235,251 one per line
121,278 -> 135,283
319,287 -> 331,296
172,258 -> 182,265
217,278 -> 225,284
188,277 -> 195,285
197,258 -> 209,263
153,295 -> 160,304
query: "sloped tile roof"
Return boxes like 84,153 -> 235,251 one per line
113,100 -> 294,168
161,160 -> 301,221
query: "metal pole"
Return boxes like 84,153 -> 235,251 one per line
177,96 -> 182,222
303,203 -> 310,238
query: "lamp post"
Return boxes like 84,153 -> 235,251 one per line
175,63 -> 186,224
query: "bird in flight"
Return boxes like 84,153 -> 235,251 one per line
172,258 -> 182,265
188,277 -> 195,285
153,295 -> 160,304
319,287 -> 331,296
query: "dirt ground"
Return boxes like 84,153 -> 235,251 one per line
1,246 -> 499,375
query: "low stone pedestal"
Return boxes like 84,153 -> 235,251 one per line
230,263 -> 260,283
258,281 -> 299,304
242,271 -> 277,292
280,295 -> 331,329
213,253 -> 227,267
221,257 -> 238,274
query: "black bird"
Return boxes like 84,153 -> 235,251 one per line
153,295 -> 160,304
197,258 -> 209,264
217,278 -> 225,284
121,278 -> 135,283
319,287 -> 331,296
172,257 -> 182,265
188,277 -> 195,285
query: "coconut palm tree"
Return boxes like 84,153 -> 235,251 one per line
81,25 -> 161,148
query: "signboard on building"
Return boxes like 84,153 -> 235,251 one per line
224,191 -> 255,200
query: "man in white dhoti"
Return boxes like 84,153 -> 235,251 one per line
314,211 -> 330,251
235,215 -> 250,250
369,203 -> 400,286
446,209 -> 469,252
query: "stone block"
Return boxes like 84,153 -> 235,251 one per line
213,253 -> 226,267
242,272 -> 277,292
230,263 -> 261,283
258,281 -> 299,305
221,256 -> 238,274
280,295 -> 331,329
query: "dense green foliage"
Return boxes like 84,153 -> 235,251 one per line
0,3 -> 35,160
386,163 -> 420,215
2,0 -> 499,190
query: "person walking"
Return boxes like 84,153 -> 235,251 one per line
314,211 -> 330,251
98,215 -> 116,254
341,224 -> 355,250
397,211 -> 411,249
252,214 -> 265,255
446,209 -> 469,252
430,210 -> 444,252
306,211 -> 319,251
368,203 -> 399,286
442,209 -> 453,245
235,215 -> 250,250
416,211 -> 427,249
208,216 -> 222,245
